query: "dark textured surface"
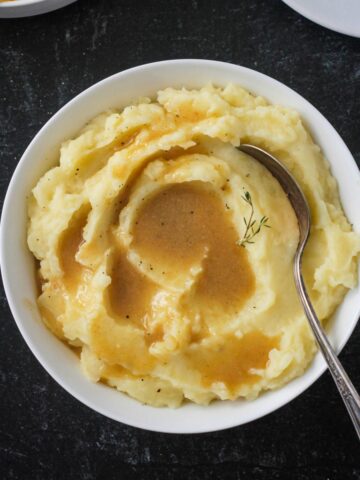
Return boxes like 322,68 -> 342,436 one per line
0,0 -> 359,478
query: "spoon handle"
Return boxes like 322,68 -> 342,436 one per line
294,257 -> 360,441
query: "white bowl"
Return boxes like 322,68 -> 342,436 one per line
0,0 -> 76,18
282,0 -> 360,38
1,60 -> 359,434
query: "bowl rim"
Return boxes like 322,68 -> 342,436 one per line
281,0 -> 360,38
0,0 -> 47,5
0,0 -> 70,6
1,59 -> 359,434
0,0 -> 77,18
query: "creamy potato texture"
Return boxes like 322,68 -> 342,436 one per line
28,84 -> 360,407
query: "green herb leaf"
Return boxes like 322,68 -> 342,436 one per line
238,191 -> 271,248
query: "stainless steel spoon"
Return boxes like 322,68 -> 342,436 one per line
238,144 -> 360,440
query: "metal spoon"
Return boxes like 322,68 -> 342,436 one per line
238,144 -> 360,440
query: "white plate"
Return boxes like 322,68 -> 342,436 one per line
0,0 -> 76,18
282,0 -> 360,37
1,60 -> 359,434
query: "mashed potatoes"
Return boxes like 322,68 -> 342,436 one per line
27,84 -> 360,407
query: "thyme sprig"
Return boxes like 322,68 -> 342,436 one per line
237,191 -> 270,247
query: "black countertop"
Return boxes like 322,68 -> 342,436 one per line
0,1 -> 359,478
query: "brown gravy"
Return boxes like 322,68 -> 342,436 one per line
57,182 -> 267,387
58,208 -> 89,291
132,181 -> 255,313
186,331 -> 278,392
108,251 -> 157,325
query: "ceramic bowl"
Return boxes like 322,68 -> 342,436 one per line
1,59 -> 359,433
0,0 -> 76,18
